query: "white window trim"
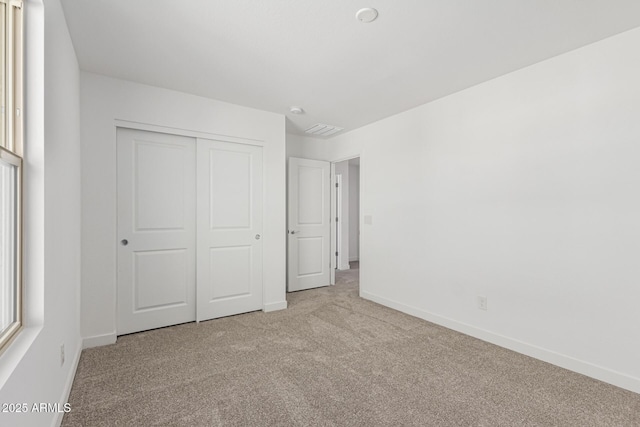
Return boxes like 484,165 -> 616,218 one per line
0,0 -> 23,354
0,0 -> 43,388
0,147 -> 22,348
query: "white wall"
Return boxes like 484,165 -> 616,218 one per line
349,162 -> 359,261
0,0 -> 82,426
289,27 -> 640,393
80,73 -> 287,346
334,160 -> 350,270
286,133 -> 360,164
286,134 -> 333,162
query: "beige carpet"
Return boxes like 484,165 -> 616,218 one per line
63,264 -> 640,426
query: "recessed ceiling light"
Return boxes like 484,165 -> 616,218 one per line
356,8 -> 378,23
289,106 -> 304,115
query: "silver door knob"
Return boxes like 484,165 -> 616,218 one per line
121,239 -> 128,246
289,230 -> 298,235
255,234 -> 261,240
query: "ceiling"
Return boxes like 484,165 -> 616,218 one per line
60,0 -> 640,138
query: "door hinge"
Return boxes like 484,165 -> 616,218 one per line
335,183 -> 338,188
335,251 -> 338,256
336,216 -> 338,222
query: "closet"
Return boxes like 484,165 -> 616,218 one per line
116,128 -> 263,335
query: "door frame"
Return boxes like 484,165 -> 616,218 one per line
114,119 -> 265,148
334,174 -> 343,277
330,163 -> 336,285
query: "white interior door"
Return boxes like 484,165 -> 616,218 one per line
287,157 -> 331,292
117,128 -> 196,335
196,139 -> 263,321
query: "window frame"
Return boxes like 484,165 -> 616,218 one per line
0,0 -> 23,352
0,146 -> 22,349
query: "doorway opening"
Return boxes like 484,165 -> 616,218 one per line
285,156 -> 360,293
332,157 -> 360,288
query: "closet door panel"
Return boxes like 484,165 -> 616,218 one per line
196,139 -> 263,321
117,128 -> 196,335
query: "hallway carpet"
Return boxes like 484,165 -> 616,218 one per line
63,265 -> 640,426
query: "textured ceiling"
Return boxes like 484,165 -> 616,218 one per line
60,0 -> 640,138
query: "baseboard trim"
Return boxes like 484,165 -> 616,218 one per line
263,300 -> 287,312
349,257 -> 359,262
82,332 -> 117,349
52,340 -> 82,427
360,291 -> 640,395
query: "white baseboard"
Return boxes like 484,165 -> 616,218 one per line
349,257 -> 359,262
82,332 -> 117,349
263,300 -> 287,312
361,291 -> 640,395
52,340 -> 82,427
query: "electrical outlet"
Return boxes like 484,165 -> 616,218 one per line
60,344 -> 65,367
477,296 -> 487,311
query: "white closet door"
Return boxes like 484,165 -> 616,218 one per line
117,128 -> 196,335
287,157 -> 331,291
196,139 -> 263,322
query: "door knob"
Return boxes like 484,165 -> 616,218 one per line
255,234 -> 261,240
121,239 -> 129,246
289,230 -> 298,235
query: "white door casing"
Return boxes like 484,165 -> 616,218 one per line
335,174 -> 343,272
117,128 -> 196,335
196,139 -> 263,321
330,162 -> 336,285
287,157 -> 331,292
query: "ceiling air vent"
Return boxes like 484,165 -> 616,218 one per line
305,123 -> 344,137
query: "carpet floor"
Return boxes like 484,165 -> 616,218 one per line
63,264 -> 640,426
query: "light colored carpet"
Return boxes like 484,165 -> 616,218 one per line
63,264 -> 640,426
